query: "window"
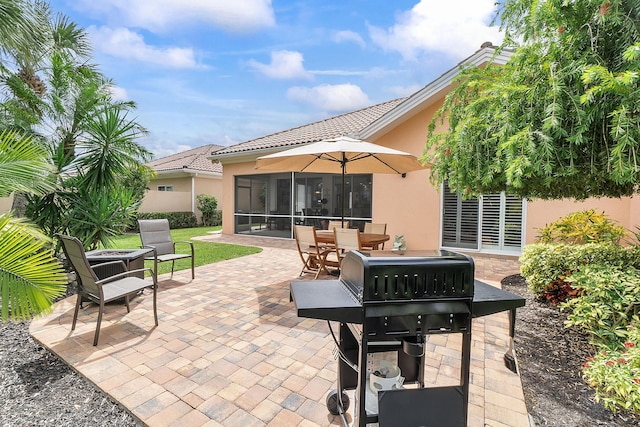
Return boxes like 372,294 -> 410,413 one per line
234,172 -> 373,238
441,181 -> 524,254
157,185 -> 173,192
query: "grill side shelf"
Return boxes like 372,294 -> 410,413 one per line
290,279 -> 525,324
290,280 -> 363,324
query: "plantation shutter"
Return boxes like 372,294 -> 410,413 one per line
441,181 -> 479,249
442,182 -> 524,253
481,193 -> 524,252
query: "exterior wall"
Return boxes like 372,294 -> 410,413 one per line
368,101 -> 444,250
0,194 -> 14,214
525,197 -> 634,244
140,175 -> 222,223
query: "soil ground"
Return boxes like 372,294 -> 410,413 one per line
502,274 -> 640,426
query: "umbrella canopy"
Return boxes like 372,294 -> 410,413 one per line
254,136 -> 425,174
255,136 -> 427,224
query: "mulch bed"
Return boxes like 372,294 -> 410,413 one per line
502,274 -> 640,426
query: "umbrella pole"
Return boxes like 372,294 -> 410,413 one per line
341,155 -> 346,228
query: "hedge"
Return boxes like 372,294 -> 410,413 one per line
129,211 -> 198,231
520,243 -> 640,295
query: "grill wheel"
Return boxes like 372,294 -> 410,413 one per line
326,389 -> 350,415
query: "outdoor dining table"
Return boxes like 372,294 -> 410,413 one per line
315,230 -> 390,250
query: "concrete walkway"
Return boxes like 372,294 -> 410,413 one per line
31,234 -> 528,426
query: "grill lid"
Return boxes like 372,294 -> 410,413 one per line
340,250 -> 475,303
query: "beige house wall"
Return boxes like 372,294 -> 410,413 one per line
368,101 -> 443,250
525,197 -> 635,244
140,175 -> 222,223
0,194 -> 14,214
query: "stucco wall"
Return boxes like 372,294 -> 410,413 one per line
140,175 -> 222,223
0,194 -> 14,214
525,197 -> 634,244
368,101 -> 443,250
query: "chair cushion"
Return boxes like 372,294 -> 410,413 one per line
102,277 -> 152,303
146,253 -> 191,262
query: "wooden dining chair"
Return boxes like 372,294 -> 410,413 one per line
363,222 -> 387,249
327,220 -> 349,230
294,225 -> 333,279
333,227 -> 362,267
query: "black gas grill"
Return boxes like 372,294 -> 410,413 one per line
290,250 -> 525,427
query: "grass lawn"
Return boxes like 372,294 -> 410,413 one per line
105,226 -> 262,276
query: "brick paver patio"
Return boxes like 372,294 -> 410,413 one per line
31,233 -> 528,426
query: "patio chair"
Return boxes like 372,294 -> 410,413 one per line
57,234 -> 158,346
327,220 -> 349,230
138,219 -> 195,281
294,225 -> 334,279
333,227 -> 362,267
363,222 -> 387,249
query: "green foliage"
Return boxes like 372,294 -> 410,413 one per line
424,0 -> 640,200
562,265 -> 640,348
133,212 -> 198,230
0,214 -> 67,321
581,324 -> 640,413
0,129 -> 53,196
65,187 -> 140,250
537,209 -> 626,244
520,243 -> 640,295
196,194 -> 219,226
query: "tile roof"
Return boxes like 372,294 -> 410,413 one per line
148,144 -> 223,174
212,98 -> 406,157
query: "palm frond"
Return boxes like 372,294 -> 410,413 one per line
0,129 -> 54,197
0,213 -> 67,321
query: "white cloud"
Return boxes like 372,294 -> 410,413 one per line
247,51 -> 313,80
334,30 -> 365,48
89,26 -> 201,69
368,0 -> 503,60
109,85 -> 129,101
286,84 -> 371,112
74,0 -> 275,33
386,84 -> 423,97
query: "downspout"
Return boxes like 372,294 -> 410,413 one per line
192,175 -> 195,213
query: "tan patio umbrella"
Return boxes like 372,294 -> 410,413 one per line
255,136 -> 427,224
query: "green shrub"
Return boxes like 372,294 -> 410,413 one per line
537,209 -> 625,244
209,210 -> 222,226
196,194 -> 219,226
131,212 -> 197,231
581,324 -> 640,413
520,243 -> 640,296
561,264 -> 640,348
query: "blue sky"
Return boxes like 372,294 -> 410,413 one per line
49,0 -> 503,158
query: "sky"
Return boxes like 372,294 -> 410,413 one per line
49,0 -> 504,159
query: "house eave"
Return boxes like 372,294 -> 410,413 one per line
359,47 -> 512,141
208,147 -> 291,165
153,169 -> 221,179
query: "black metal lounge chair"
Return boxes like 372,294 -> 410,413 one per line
57,234 -> 158,346
138,219 -> 195,281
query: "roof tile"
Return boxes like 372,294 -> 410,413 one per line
212,98 -> 405,156
148,144 -> 223,174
